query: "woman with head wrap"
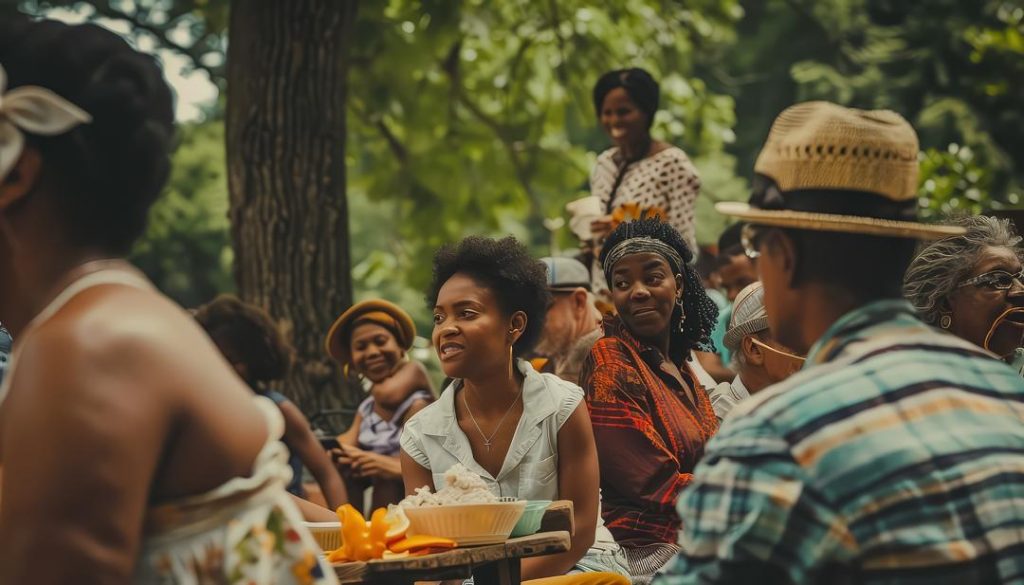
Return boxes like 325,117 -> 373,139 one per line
579,218 -> 719,583
904,215 -> 1024,373
583,68 -> 703,297
325,299 -> 434,511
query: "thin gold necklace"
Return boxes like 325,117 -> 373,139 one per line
462,386 -> 521,452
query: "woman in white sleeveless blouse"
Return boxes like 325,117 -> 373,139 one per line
0,18 -> 334,584
400,236 -> 629,581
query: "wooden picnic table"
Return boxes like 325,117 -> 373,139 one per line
332,500 -> 576,585
333,530 -> 570,584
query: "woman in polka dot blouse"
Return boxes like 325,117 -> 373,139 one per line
586,68 -> 702,296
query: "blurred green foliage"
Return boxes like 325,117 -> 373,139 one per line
721,0 -> 1023,219
18,0 -> 1024,330
129,121 -> 235,308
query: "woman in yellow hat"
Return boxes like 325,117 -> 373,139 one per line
326,299 -> 434,511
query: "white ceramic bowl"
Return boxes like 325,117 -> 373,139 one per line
304,521 -> 342,551
403,499 -> 527,546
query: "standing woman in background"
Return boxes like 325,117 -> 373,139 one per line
585,68 -> 702,296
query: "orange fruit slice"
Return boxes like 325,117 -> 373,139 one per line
384,505 -> 410,543
388,535 -> 457,554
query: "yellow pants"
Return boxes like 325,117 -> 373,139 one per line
525,573 -> 631,585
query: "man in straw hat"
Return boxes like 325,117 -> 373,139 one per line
707,281 -> 803,422
656,102 -> 1024,584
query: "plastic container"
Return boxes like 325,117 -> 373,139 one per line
509,500 -> 551,537
403,498 -> 527,546
304,521 -> 342,551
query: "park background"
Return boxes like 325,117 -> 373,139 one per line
5,0 -> 1023,431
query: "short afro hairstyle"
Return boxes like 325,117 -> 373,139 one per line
592,68 -> 660,128
427,236 -> 551,357
0,16 -> 175,254
600,218 -> 719,363
194,294 -> 295,385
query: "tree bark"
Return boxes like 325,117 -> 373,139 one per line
226,0 -> 359,419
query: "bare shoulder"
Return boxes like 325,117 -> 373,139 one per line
13,283 -> 241,411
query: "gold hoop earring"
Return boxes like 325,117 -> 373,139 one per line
939,314 -> 952,330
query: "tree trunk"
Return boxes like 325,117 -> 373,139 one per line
226,0 -> 359,422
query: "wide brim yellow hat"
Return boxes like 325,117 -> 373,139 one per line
324,299 -> 416,366
717,101 -> 965,240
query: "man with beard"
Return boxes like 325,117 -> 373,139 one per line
533,256 -> 603,383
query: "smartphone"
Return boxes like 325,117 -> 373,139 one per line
319,437 -> 342,451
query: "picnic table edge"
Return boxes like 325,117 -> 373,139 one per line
331,530 -> 571,576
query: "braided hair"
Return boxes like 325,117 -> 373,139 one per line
600,218 -> 719,363
0,16 -> 175,254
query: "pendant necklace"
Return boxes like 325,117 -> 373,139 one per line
463,387 -> 521,451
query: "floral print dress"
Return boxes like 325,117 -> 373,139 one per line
135,396 -> 337,585
0,267 -> 336,585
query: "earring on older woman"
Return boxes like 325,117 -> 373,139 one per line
677,298 -> 687,333
939,314 -> 952,329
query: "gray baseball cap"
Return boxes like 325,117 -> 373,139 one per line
540,256 -> 591,292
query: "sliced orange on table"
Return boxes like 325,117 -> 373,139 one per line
388,534 -> 457,554
324,504 -> 453,564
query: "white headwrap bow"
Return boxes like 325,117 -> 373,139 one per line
0,63 -> 92,182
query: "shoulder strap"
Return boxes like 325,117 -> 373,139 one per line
0,267 -> 152,406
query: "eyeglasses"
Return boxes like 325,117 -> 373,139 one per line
741,224 -> 763,259
958,268 -> 1024,291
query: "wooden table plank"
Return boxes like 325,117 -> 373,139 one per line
538,500 -> 574,536
333,531 -> 571,583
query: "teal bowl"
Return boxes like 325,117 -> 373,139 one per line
510,500 -> 552,537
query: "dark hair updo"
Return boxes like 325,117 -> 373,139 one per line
600,218 -> 719,362
592,68 -> 660,128
0,16 -> 175,254
427,236 -> 551,357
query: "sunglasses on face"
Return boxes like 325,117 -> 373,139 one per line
958,268 -> 1024,291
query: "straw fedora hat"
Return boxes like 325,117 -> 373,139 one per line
716,101 -> 965,240
324,299 -> 416,367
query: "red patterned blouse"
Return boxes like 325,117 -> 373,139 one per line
580,316 -> 718,546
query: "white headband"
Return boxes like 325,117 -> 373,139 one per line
0,63 -> 92,182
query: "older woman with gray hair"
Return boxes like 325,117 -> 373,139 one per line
904,215 -> 1024,370
708,282 -> 804,421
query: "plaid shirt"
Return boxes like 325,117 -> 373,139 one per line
657,300 -> 1024,584
581,316 -> 718,547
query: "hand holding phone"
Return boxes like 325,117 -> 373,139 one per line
319,437 -> 341,451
